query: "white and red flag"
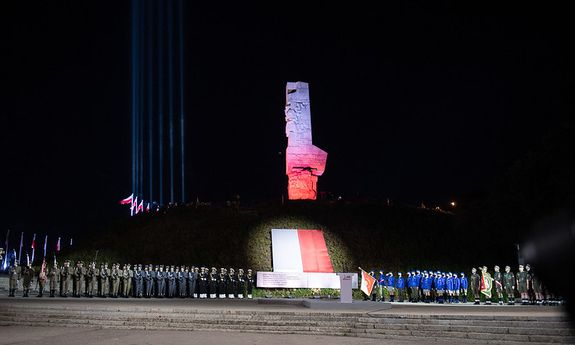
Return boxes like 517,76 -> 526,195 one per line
30,233 -> 36,264
271,229 -> 334,273
120,193 -> 133,205
360,268 -> 377,296
56,237 -> 61,252
137,200 -> 143,213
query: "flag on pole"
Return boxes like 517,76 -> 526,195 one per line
3,229 -> 9,269
70,238 -> 73,246
132,197 -> 138,215
31,233 -> 36,264
359,267 -> 377,296
480,269 -> 494,299
120,193 -> 134,205
39,257 -> 47,282
18,232 -> 24,263
137,200 -> 143,213
43,235 -> 48,258
146,203 -> 150,212
56,237 -> 61,252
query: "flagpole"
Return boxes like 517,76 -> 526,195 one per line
2,229 -> 9,270
43,235 -> 48,258
31,233 -> 36,264
18,232 -> 24,264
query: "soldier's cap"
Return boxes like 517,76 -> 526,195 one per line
494,265 -> 500,269
519,264 -> 524,268
525,264 -> 530,268
505,265 -> 510,269
460,272 -> 465,275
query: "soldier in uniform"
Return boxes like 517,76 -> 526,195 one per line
155,265 -> 165,297
98,263 -> 109,297
525,264 -> 535,305
493,265 -> 504,305
37,262 -> 47,297
175,266 -> 184,298
85,262 -> 96,297
377,270 -> 385,302
413,270 -> 421,302
503,265 -> 515,305
516,264 -> 528,305
178,266 -> 188,298
246,269 -> 255,299
227,268 -> 237,299
182,266 -> 189,297
453,272 -> 460,303
111,263 -> 121,297
470,268 -> 480,304
60,260 -> 71,297
167,265 -> 176,298
8,260 -> 21,297
48,259 -> 59,297
421,271 -> 432,303
529,265 -> 544,305
134,264 -> 143,297
120,264 -> 130,297
208,267 -> 217,299
460,272 -> 468,303
22,259 -> 35,297
151,265 -> 158,297
193,267 -> 200,298
218,268 -> 227,298
188,266 -> 197,298
143,265 -> 152,298
73,261 -> 85,297
199,267 -> 208,298
236,268 -> 246,299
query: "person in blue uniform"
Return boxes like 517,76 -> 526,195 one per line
396,272 -> 405,302
460,272 -> 468,303
436,272 -> 446,303
378,270 -> 385,302
452,273 -> 460,303
422,272 -> 432,303
386,272 -> 395,302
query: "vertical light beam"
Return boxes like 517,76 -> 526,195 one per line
147,0 -> 154,202
157,0 -> 164,206
168,0 -> 175,203
131,0 -> 138,196
178,0 -> 185,203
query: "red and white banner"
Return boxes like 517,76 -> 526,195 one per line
360,269 -> 377,296
271,229 -> 334,273
120,194 -> 133,205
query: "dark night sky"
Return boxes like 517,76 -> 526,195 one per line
1,2 -> 565,234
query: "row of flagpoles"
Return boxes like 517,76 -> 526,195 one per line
120,193 -> 156,216
2,230 -> 72,270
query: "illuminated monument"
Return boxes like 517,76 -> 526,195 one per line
285,82 -> 328,200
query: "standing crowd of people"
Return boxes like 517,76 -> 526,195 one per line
7,259 -> 256,300
363,264 -> 563,306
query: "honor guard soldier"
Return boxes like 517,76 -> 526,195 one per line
246,269 -> 255,299
8,260 -> 21,297
237,268 -> 246,299
37,261 -> 47,297
98,263 -> 109,297
218,268 -> 227,298
386,272 -> 395,302
446,273 -> 454,303
516,265 -> 528,304
199,267 -> 208,298
60,260 -> 71,297
85,262 -> 96,297
155,265 -> 165,297
121,264 -> 132,298
22,258 -> 35,297
111,263 -> 121,297
167,265 -> 176,298
143,265 -> 152,298
191,266 -> 199,298
48,259 -> 59,297
150,265 -> 158,297
406,272 -> 413,301
435,272 -> 446,304
470,268 -> 480,304
188,266 -> 197,298
209,267 -> 217,299
503,266 -> 516,305
529,265 -> 544,305
460,273 -> 468,303
73,261 -> 85,297
396,272 -> 405,302
135,264 -> 144,297
70,262 -> 78,297
493,266 -> 504,305
421,272 -> 432,303
227,268 -> 237,299
177,266 -> 186,298
525,264 -> 534,304
369,270 -> 378,301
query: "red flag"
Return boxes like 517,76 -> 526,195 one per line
56,237 -> 61,252
120,193 -> 134,205
132,197 -> 138,215
146,203 -> 150,212
360,268 -> 377,296
137,200 -> 143,213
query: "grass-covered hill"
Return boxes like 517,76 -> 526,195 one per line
65,200 -> 488,274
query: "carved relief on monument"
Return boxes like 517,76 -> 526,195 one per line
285,81 -> 327,200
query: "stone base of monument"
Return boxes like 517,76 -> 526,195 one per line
257,298 -> 392,310
1,297 -> 573,344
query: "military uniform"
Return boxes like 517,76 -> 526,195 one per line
208,267 -> 217,299
166,266 -> 176,298
134,265 -> 143,297
227,268 -> 237,299
470,268 -> 480,304
155,266 -> 165,297
199,267 -> 208,298
37,264 -> 47,297
85,263 -> 97,297
111,264 -> 121,297
493,266 -> 504,305
22,265 -> 35,297
143,265 -> 152,298
60,262 -> 71,297
460,273 -> 468,303
246,269 -> 255,299
8,262 -> 21,297
73,262 -> 85,297
122,264 -> 133,297
98,264 -> 109,297
236,269 -> 246,298
188,267 -> 197,298
218,268 -> 227,298
48,264 -> 59,297
503,266 -> 515,305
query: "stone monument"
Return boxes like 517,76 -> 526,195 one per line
285,81 -> 328,200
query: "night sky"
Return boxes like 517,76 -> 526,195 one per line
2,2 -> 564,234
